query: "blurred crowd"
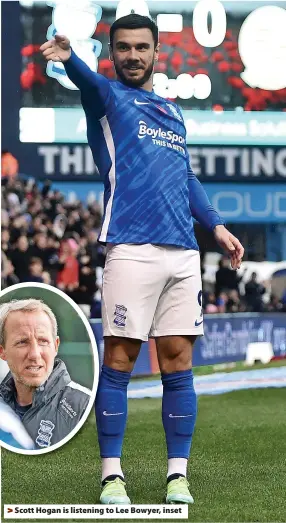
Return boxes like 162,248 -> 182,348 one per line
1,174 -> 105,317
203,256 -> 286,314
1,168 -> 286,318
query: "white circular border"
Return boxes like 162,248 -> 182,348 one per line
0,282 -> 99,455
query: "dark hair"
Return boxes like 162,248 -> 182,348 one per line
110,14 -> 159,48
30,257 -> 42,266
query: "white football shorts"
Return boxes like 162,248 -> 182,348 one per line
102,244 -> 204,341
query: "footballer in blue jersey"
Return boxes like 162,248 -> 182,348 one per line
41,13 -> 244,505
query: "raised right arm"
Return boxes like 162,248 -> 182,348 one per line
40,34 -> 112,113
64,49 -> 111,108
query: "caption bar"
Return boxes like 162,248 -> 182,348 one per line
4,505 -> 188,519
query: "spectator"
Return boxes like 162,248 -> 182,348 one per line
266,294 -> 283,312
57,239 -> 79,291
29,233 -> 50,267
53,213 -> 67,239
215,256 -> 243,297
28,216 -> 47,237
216,292 -> 228,313
78,236 -> 88,256
86,230 -> 105,268
226,290 -> 241,313
1,150 -> 19,178
88,201 -> 102,232
1,252 -> 19,289
1,207 -> 9,228
205,304 -> 218,314
9,217 -> 29,246
41,179 -> 52,198
67,262 -> 97,305
65,210 -> 84,236
23,257 -> 44,283
8,235 -> 31,282
1,228 -> 11,255
45,235 -> 60,264
244,272 -> 265,312
6,192 -> 20,214
90,266 -> 104,318
204,292 -> 218,314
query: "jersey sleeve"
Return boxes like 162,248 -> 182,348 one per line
187,153 -> 225,231
64,49 -> 113,118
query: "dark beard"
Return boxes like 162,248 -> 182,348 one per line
114,61 -> 154,88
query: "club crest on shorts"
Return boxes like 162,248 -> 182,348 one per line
36,419 -> 55,448
114,304 -> 127,328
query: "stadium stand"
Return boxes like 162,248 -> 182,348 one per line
2,175 -> 105,317
2,174 -> 285,317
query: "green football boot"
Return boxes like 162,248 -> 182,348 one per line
166,476 -> 194,504
100,477 -> 131,505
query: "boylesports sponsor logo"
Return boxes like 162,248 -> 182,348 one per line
138,121 -> 186,146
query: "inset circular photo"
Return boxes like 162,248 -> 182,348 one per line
0,283 -> 98,454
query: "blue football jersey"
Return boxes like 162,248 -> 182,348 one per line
65,51 -> 223,249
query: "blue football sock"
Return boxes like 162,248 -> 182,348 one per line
161,369 -> 197,459
95,365 -> 131,458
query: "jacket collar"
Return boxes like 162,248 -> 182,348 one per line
0,359 -> 71,406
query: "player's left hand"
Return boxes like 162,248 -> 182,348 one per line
213,225 -> 244,270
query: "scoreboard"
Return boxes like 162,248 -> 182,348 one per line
19,0 -> 286,145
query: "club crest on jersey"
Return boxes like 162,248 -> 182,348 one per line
36,420 -> 55,448
114,305 -> 127,328
166,103 -> 183,122
156,104 -> 168,115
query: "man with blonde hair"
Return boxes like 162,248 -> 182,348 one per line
0,299 -> 91,449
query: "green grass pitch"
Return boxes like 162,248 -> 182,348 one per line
1,388 -> 286,522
